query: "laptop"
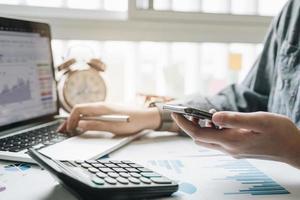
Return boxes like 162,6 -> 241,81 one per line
0,17 -> 141,163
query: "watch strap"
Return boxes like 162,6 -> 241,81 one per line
152,103 -> 173,131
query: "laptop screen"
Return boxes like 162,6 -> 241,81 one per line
0,17 -> 57,128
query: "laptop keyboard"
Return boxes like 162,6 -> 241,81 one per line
0,123 -> 68,153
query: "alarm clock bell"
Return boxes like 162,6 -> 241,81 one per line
57,58 -> 107,112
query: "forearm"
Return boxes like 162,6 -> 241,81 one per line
143,107 -> 162,130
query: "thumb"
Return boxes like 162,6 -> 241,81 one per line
212,111 -> 271,132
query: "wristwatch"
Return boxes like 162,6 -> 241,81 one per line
149,102 -> 174,131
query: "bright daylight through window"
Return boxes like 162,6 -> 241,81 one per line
0,0 -> 287,103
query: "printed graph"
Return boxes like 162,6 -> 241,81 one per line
148,160 -> 184,174
4,163 -> 31,172
215,159 -> 290,196
178,182 -> 197,194
0,78 -> 31,105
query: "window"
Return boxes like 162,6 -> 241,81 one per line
0,1 -> 286,103
141,0 -> 287,16
52,40 -> 262,103
0,0 -> 128,10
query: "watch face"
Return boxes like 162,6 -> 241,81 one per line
64,69 -> 106,108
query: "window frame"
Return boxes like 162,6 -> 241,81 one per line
0,1 -> 274,43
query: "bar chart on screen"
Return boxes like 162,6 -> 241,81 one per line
0,65 -> 40,122
0,67 -> 34,105
0,77 -> 32,105
0,34 -> 56,126
0,57 -> 42,102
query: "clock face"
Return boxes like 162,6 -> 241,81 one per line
63,69 -> 106,108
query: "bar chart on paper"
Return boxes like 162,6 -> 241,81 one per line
148,160 -> 184,174
214,159 -> 290,196
114,136 -> 300,199
143,157 -> 296,200
147,159 -> 198,197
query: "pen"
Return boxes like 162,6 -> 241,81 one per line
54,115 -> 130,122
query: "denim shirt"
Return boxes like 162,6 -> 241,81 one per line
177,0 -> 300,125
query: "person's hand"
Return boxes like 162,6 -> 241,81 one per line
57,103 -> 161,136
172,111 -> 300,169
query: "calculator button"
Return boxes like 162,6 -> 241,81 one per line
113,168 -> 127,173
138,168 -> 152,172
86,160 -> 98,164
88,167 -> 99,173
100,168 -> 114,173
122,160 -> 134,164
128,177 -> 140,184
126,168 -> 139,173
141,172 -> 161,178
150,178 -> 172,184
92,177 -> 105,185
98,160 -> 111,164
130,173 -> 141,178
105,163 -> 118,168
81,163 -> 92,168
75,160 -> 84,164
108,172 -> 119,178
119,172 -> 130,178
116,177 -> 129,185
130,164 -> 143,168
140,177 -> 151,184
96,172 -> 107,178
92,163 -> 105,168
104,177 -> 117,185
110,160 -> 123,164
118,164 -> 130,168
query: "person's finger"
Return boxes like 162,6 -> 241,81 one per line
212,111 -> 276,132
59,121 -> 82,136
171,113 -> 225,144
204,108 -> 217,128
209,109 -> 217,114
205,119 -> 213,128
57,121 -> 67,133
191,117 -> 200,126
67,103 -> 115,133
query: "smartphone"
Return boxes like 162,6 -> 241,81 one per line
162,104 -> 213,120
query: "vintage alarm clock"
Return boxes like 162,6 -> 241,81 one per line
57,58 -> 107,112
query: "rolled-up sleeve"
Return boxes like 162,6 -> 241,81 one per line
177,9 -> 282,113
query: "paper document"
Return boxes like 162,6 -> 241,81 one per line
111,131 -> 225,159
40,131 -> 147,160
136,157 -> 300,200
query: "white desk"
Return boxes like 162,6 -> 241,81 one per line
1,131 -> 300,200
